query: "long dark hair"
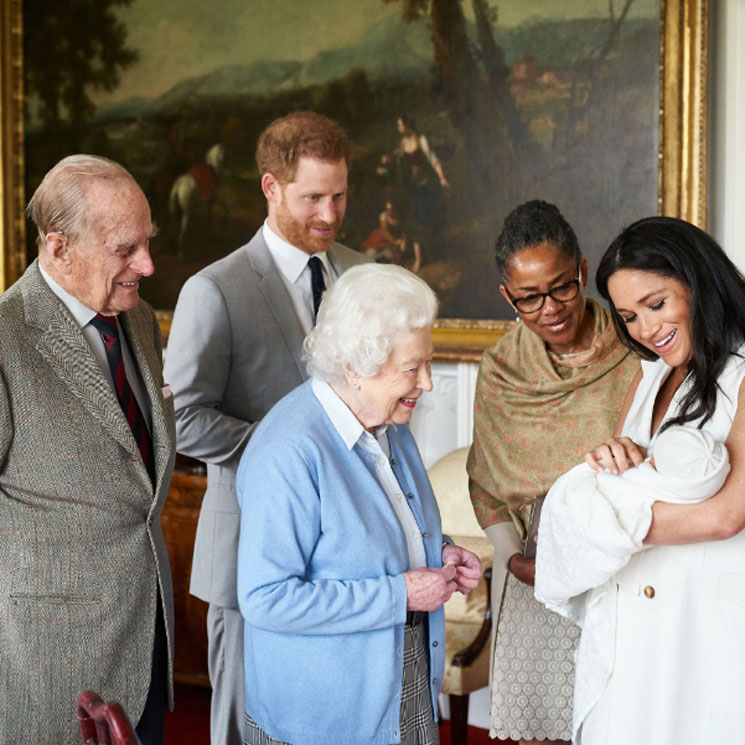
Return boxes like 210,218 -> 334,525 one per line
597,216 -> 745,430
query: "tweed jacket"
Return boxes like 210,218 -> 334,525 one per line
0,261 -> 176,745
164,229 -> 368,609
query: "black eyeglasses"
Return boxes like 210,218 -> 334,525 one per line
505,269 -> 581,314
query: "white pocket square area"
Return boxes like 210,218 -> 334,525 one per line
161,384 -> 173,399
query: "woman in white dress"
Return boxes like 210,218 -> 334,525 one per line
574,216 -> 745,744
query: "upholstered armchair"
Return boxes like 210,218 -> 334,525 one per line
428,447 -> 493,745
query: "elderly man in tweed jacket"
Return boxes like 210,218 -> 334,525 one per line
0,155 -> 176,745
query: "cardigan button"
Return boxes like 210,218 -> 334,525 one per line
643,585 -> 655,599
422,532 -> 430,539
432,641 -> 438,647
407,492 -> 414,499
390,457 -> 398,465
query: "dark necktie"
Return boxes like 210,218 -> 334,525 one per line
89,313 -> 155,485
307,256 -> 326,321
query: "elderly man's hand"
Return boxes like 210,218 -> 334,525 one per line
403,565 -> 458,611
442,544 -> 482,594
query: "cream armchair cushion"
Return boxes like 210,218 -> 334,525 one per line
428,447 -> 493,698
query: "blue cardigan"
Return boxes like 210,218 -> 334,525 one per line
236,380 -> 446,745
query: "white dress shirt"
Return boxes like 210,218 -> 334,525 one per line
38,263 -> 152,431
262,220 -> 337,334
311,377 -> 427,569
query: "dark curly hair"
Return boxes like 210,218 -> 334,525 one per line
495,200 -> 581,281
597,216 -> 745,431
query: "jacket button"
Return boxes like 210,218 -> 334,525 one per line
390,457 -> 398,465
407,493 -> 414,499
432,641 -> 438,647
643,585 -> 655,599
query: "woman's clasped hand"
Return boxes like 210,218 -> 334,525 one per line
584,436 -> 647,474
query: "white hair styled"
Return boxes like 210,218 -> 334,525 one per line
26,154 -> 137,249
303,263 -> 438,383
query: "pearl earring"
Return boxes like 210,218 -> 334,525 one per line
353,384 -> 360,391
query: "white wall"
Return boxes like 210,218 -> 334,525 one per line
408,361 -> 479,469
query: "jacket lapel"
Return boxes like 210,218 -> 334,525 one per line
23,262 -> 155,493
247,235 -> 308,381
31,296 -> 142,464
120,308 -> 174,496
327,243 -> 358,274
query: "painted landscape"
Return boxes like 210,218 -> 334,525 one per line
23,0 -> 660,319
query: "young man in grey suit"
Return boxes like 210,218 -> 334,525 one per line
164,111 -> 369,745
0,155 -> 176,745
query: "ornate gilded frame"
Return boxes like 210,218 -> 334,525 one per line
0,0 -> 24,293
0,0 -> 708,360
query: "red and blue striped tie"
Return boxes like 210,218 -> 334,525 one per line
90,313 -> 155,485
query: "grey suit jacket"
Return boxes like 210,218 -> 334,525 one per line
0,261 -> 176,745
164,229 -> 368,608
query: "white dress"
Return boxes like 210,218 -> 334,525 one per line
577,348 -> 745,745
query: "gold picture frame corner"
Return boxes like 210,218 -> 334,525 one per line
432,319 -> 512,362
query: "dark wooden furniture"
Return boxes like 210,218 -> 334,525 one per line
161,457 -> 210,686
447,568 -> 492,745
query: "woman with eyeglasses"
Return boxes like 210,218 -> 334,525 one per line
467,200 -> 640,744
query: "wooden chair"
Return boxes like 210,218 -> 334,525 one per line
77,691 -> 139,745
428,447 -> 493,745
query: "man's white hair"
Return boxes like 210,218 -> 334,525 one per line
303,263 -> 438,383
26,154 -> 137,248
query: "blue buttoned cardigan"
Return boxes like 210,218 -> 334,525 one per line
236,379 -> 446,745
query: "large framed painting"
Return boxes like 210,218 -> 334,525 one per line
1,0 -> 707,359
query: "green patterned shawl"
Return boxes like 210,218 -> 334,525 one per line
467,300 -> 639,537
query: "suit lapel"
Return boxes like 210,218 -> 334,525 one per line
23,262 -> 155,494
327,243 -> 357,274
247,236 -> 308,381
120,308 -> 174,496
32,297 -> 142,464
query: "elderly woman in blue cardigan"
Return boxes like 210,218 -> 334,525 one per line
236,264 -> 481,745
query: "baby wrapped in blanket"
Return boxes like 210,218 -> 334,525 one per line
535,425 -> 729,609
534,426 -> 730,736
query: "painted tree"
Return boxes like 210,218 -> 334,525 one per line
558,0 -> 638,150
470,0 -> 536,160
384,0 -> 518,196
24,0 -> 138,131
